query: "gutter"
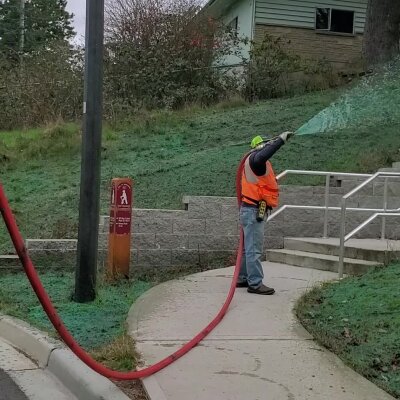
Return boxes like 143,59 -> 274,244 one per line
203,0 -> 219,9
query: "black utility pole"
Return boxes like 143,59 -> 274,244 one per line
75,0 -> 105,303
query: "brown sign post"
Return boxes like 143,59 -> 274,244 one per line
107,178 -> 133,279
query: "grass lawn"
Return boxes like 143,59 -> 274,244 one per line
296,263 -> 400,398
0,268 -> 154,398
0,264 -> 211,369
0,270 -> 150,366
0,127 -> 42,146
0,85 -> 400,396
1,88 -> 400,254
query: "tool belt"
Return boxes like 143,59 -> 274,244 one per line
242,196 -> 271,222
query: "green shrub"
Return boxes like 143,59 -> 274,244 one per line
0,43 -> 83,130
244,34 -> 340,100
244,34 -> 301,100
103,0 -> 244,120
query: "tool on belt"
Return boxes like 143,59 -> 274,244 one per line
256,200 -> 268,222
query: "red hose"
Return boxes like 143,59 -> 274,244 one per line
0,154 -> 248,380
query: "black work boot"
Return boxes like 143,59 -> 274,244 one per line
236,280 -> 249,288
247,284 -> 275,295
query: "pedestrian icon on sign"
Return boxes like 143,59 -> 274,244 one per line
120,189 -> 128,205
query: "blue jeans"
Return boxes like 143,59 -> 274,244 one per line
239,206 -> 265,289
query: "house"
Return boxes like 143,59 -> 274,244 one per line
203,0 -> 368,72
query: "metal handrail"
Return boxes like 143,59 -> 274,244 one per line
341,171 -> 400,199
338,172 -> 400,278
344,211 -> 400,242
276,170 -> 373,237
267,205 -> 400,222
276,170 -> 372,180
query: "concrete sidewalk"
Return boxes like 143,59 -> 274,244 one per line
128,262 -> 395,400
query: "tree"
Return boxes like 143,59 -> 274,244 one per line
363,0 -> 400,66
0,0 -> 74,59
0,42 -> 84,129
104,0 -> 244,111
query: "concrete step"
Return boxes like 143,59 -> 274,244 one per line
266,248 -> 381,275
284,237 -> 400,263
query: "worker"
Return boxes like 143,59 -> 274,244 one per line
237,132 -> 294,295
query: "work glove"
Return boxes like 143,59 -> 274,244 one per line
279,131 -> 295,143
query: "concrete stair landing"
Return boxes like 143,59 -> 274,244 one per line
266,237 -> 400,275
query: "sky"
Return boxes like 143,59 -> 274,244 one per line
66,0 -> 86,42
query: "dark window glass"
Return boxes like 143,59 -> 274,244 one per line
316,8 -> 354,34
228,17 -> 238,31
330,9 -> 354,34
316,8 -> 329,30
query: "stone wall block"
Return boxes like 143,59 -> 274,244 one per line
221,204 -> 240,221
188,235 -> 239,251
173,219 -> 206,234
155,234 -> 189,250
131,233 -> 156,250
264,236 -> 284,250
205,220 -> 239,236
134,218 -> 173,234
26,239 -> 77,251
134,209 -> 188,220
171,250 -> 202,267
137,250 -> 172,268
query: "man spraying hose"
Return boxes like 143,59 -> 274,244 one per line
237,131 -> 294,295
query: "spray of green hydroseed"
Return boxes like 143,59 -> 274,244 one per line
296,58 -> 400,136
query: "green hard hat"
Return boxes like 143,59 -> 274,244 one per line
250,135 -> 264,149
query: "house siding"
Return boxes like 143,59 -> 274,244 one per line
222,0 -> 254,41
255,24 -> 364,70
255,0 -> 368,34
219,0 -> 254,65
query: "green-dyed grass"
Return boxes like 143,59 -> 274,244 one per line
1,88 -> 400,254
0,127 -> 42,146
0,264 -> 213,370
296,263 -> 400,398
0,270 -> 151,350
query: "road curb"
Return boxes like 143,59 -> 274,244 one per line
48,348 -> 130,400
0,314 -> 60,367
142,376 -> 168,400
0,315 -> 131,400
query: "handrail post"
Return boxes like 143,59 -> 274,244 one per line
381,177 -> 388,240
323,174 -> 330,238
338,197 -> 347,279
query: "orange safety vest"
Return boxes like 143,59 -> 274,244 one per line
241,155 -> 279,208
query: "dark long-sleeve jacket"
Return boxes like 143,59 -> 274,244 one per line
249,138 -> 284,176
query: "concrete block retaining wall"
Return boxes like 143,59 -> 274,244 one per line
24,184 -> 400,271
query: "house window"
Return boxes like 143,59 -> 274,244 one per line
315,8 -> 355,34
228,16 -> 238,32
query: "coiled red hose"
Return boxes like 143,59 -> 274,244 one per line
0,155 -> 247,380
